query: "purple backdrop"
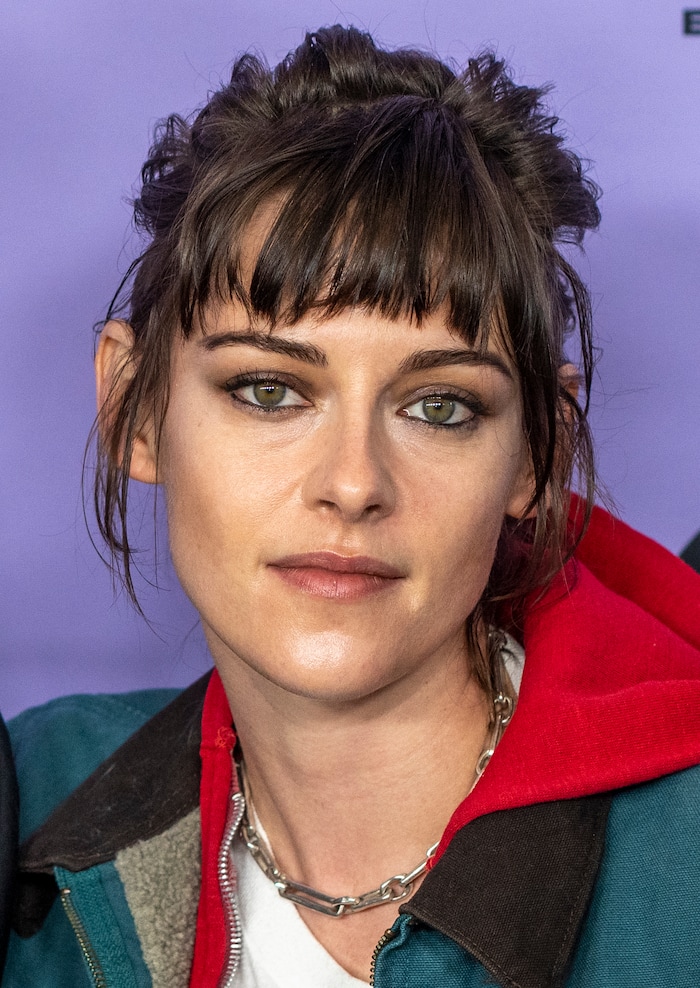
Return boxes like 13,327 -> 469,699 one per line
2,1 -> 699,718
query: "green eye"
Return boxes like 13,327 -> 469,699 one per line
252,382 -> 287,407
421,397 -> 456,424
227,377 -> 307,411
402,393 -> 476,428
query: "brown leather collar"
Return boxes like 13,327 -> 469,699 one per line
403,794 -> 611,988
15,674 -> 210,936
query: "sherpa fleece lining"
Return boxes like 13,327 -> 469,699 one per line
116,808 -> 201,987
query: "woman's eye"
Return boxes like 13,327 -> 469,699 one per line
401,395 -> 476,427
229,379 -> 307,410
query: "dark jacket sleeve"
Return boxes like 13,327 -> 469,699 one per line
0,712 -> 19,981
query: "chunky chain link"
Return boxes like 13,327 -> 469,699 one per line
236,662 -> 515,917
240,816 -> 440,915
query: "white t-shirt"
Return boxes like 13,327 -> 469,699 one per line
231,836 -> 370,987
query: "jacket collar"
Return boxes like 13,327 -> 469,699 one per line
14,674 -> 210,937
18,673 -> 210,876
403,794 -> 612,988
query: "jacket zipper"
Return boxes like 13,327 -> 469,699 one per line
218,785 -> 398,987
59,887 -> 108,988
217,790 -> 246,988
369,927 -> 397,986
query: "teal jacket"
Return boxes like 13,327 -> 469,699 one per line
6,506 -> 700,987
4,674 -> 700,988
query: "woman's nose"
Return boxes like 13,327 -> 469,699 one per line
301,411 -> 397,523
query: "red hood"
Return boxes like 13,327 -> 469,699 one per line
190,504 -> 700,983
436,503 -> 700,860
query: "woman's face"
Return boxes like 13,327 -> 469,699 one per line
153,302 -> 532,704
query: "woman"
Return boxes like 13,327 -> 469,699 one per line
5,25 -> 700,988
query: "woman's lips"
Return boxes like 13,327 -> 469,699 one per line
269,552 -> 404,600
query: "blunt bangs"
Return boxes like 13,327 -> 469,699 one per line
176,98 -> 534,357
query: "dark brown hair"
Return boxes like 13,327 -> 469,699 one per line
95,25 -> 600,690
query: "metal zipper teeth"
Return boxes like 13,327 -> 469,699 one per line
217,790 -> 246,988
369,927 -> 397,987
59,887 -> 108,988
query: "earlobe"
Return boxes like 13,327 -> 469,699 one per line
95,320 -> 158,484
505,461 -> 536,521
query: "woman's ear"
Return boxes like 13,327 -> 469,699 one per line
505,454 -> 536,521
558,362 -> 580,409
95,320 -> 158,484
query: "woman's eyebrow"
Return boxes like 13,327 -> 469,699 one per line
199,331 -> 327,366
399,348 -> 513,379
199,331 -> 511,380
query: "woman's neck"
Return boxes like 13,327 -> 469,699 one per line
216,643 -> 492,898
212,637 -> 493,980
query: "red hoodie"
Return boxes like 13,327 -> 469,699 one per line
188,505 -> 700,985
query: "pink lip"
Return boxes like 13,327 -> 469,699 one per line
269,552 -> 404,600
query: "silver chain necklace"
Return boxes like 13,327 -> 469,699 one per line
236,672 -> 514,917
